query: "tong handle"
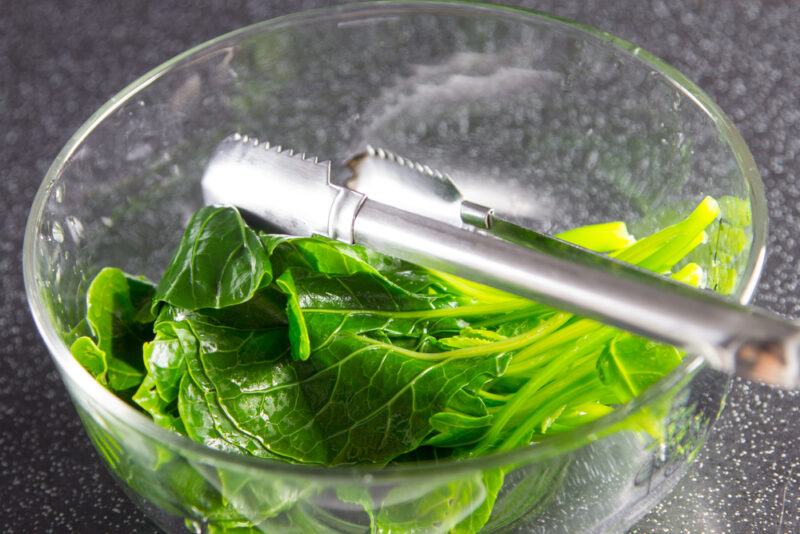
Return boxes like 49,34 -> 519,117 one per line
353,199 -> 800,387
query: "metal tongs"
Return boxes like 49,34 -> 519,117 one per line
202,134 -> 800,388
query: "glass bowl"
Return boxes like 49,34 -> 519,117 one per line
24,2 -> 766,533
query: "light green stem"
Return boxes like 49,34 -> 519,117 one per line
305,299 -> 533,320
353,312 -> 572,362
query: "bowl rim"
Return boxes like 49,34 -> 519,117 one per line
23,0 -> 767,481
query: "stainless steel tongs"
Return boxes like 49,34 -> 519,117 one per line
202,134 -> 800,388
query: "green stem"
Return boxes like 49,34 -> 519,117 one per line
478,390 -> 510,403
612,196 -> 719,270
498,378 -> 600,451
505,319 -> 602,368
428,269 -> 527,303
471,340 -> 601,455
472,306 -> 552,328
671,262 -> 704,287
353,312 -> 571,362
305,299 -> 533,320
507,327 -> 615,377
556,221 -> 635,253
507,350 -> 603,421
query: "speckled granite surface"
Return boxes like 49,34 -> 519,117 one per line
1,1 -> 798,532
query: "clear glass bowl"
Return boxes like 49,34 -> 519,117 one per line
24,2 -> 766,533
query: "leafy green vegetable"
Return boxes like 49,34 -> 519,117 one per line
216,469 -> 305,526
70,267 -> 155,394
166,297 -> 510,465
70,336 -> 108,384
374,470 -> 504,534
143,317 -> 197,403
153,206 -> 272,311
597,335 -> 683,404
70,196 -> 744,533
132,374 -> 185,433
178,316 -> 302,460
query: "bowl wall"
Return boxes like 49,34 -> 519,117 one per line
25,3 -> 765,533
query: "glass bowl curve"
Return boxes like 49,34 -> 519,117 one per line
23,2 -> 767,533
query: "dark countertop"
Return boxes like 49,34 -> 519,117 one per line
1,1 -> 798,532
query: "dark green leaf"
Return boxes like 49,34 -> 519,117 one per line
182,317 -> 323,462
300,334 -> 509,464
163,289 -> 509,464
132,374 -> 185,433
192,287 -> 288,329
266,233 -> 464,298
70,267 -> 154,394
143,318 -> 197,403
154,206 -> 272,311
267,235 -> 380,278
86,267 -> 154,365
176,321 -> 295,460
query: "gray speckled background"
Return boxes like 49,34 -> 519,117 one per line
1,1 -> 798,532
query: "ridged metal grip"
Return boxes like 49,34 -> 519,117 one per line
202,134 -> 364,242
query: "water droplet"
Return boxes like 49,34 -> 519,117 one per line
54,184 -> 64,203
658,441 -> 668,462
100,216 -> 114,227
51,221 -> 64,243
585,149 -> 599,170
65,216 -> 85,245
126,142 -> 154,161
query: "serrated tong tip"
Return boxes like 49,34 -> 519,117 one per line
228,132 -> 326,165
